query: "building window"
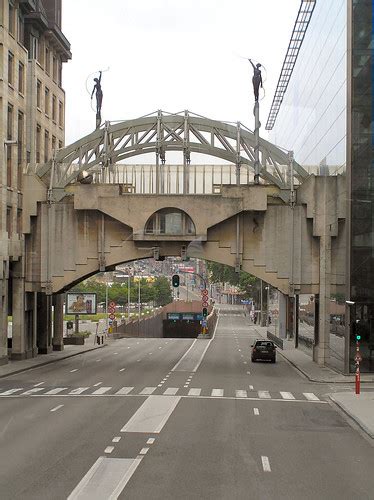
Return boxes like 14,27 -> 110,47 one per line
17,111 -> 24,190
45,46 -> 50,74
36,124 -> 41,162
53,55 -> 57,81
17,10 -> 24,45
18,62 -> 24,94
8,51 -> 14,86
45,87 -> 49,116
52,135 -> 56,153
7,103 -> 13,140
44,130 -> 49,162
52,95 -> 56,122
145,209 -> 196,235
37,80 -> 41,108
58,100 -> 63,127
6,208 -> 12,237
8,1 -> 15,36
30,35 -> 38,60
58,59 -> 62,86
17,209 -> 22,235
59,140 -> 63,149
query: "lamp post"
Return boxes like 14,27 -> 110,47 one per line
105,274 -> 109,332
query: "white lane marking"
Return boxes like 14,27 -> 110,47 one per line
163,388 -> 179,395
139,447 -> 149,455
119,368 -> 125,372
261,456 -> 271,472
139,387 -> 157,395
148,353 -> 152,355
70,369 -> 78,373
67,457 -> 143,499
44,387 -> 67,395
147,438 -> 155,444
137,360 -> 141,362
158,384 -> 163,387
188,388 -> 201,396
115,387 -> 134,395
33,382 -> 45,387
238,349 -> 241,352
258,391 -> 271,399
243,361 -> 247,364
183,385 -> 188,388
303,392 -> 320,401
69,387 -> 90,395
93,382 -> 103,387
50,404 -> 64,412
112,437 -> 121,443
236,390 -> 247,398
114,352 -> 118,355
171,339 -> 197,371
246,371 -> 251,375
249,385 -> 254,390
254,408 -> 259,415
162,379 -> 167,382
121,395 -> 181,433
0,388 -> 23,395
127,347 -> 131,349
92,387 -> 112,395
211,389 -> 224,397
96,359 -> 101,362
159,347 -> 162,349
280,392 -> 295,400
21,388 -> 44,395
105,446 -> 114,454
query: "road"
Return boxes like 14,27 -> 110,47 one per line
0,305 -> 373,499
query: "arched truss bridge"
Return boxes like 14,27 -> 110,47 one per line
34,110 -> 308,197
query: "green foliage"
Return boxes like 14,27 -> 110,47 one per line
206,261 -> 257,298
153,276 -> 173,306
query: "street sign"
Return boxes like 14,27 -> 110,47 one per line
202,319 -> 207,327
109,301 -> 116,308
354,353 -> 362,363
202,301 -> 209,307
109,313 -> 116,320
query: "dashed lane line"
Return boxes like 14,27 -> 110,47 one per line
261,456 -> 271,472
254,408 -> 259,415
50,404 -> 64,412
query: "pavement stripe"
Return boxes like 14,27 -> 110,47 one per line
119,368 -> 125,372
236,390 -> 247,398
44,387 -> 67,395
211,389 -> 224,397
253,408 -> 259,415
112,437 -> 121,443
104,446 -> 114,454
280,392 -> 295,400
69,387 -> 90,395
33,382 -> 45,387
261,456 -> 271,472
21,388 -> 44,395
115,387 -> 134,395
50,405 -> 64,412
303,392 -> 320,401
121,395 -> 181,433
93,382 -> 102,387
0,388 -> 23,395
139,447 -> 149,455
188,388 -> 201,396
67,457 -> 142,500
147,438 -> 155,444
163,388 -> 179,395
92,387 -> 112,395
70,369 -> 78,373
139,387 -> 157,395
258,391 -> 271,399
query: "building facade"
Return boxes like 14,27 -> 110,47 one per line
268,0 -> 374,373
0,0 -> 70,363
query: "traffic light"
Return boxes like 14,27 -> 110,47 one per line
172,274 -> 180,287
202,307 -> 208,318
353,320 -> 361,341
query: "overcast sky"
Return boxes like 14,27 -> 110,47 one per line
62,0 -> 301,148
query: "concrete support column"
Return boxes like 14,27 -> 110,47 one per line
314,232 -> 331,366
37,293 -> 53,354
11,260 -> 26,360
278,292 -> 287,339
52,294 -> 64,351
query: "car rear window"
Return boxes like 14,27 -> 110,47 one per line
255,341 -> 274,347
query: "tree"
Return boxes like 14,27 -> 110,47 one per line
153,276 -> 173,306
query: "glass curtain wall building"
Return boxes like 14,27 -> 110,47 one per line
268,0 -> 374,373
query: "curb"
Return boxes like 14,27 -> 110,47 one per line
329,394 -> 374,439
0,344 -> 108,380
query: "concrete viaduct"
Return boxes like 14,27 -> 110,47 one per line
6,111 -> 346,367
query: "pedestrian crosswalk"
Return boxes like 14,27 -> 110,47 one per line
0,385 -> 323,402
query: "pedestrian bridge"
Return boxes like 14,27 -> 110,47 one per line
21,110 -> 346,365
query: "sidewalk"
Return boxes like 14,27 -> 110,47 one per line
330,392 -> 374,439
0,342 -> 107,379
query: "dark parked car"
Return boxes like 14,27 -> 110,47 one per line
251,340 -> 276,363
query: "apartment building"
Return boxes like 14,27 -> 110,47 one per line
0,0 -> 71,362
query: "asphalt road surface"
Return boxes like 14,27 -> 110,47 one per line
0,305 -> 373,499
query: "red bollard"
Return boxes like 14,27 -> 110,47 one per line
355,368 -> 360,395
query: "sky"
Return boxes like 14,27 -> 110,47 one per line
62,0 -> 301,149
